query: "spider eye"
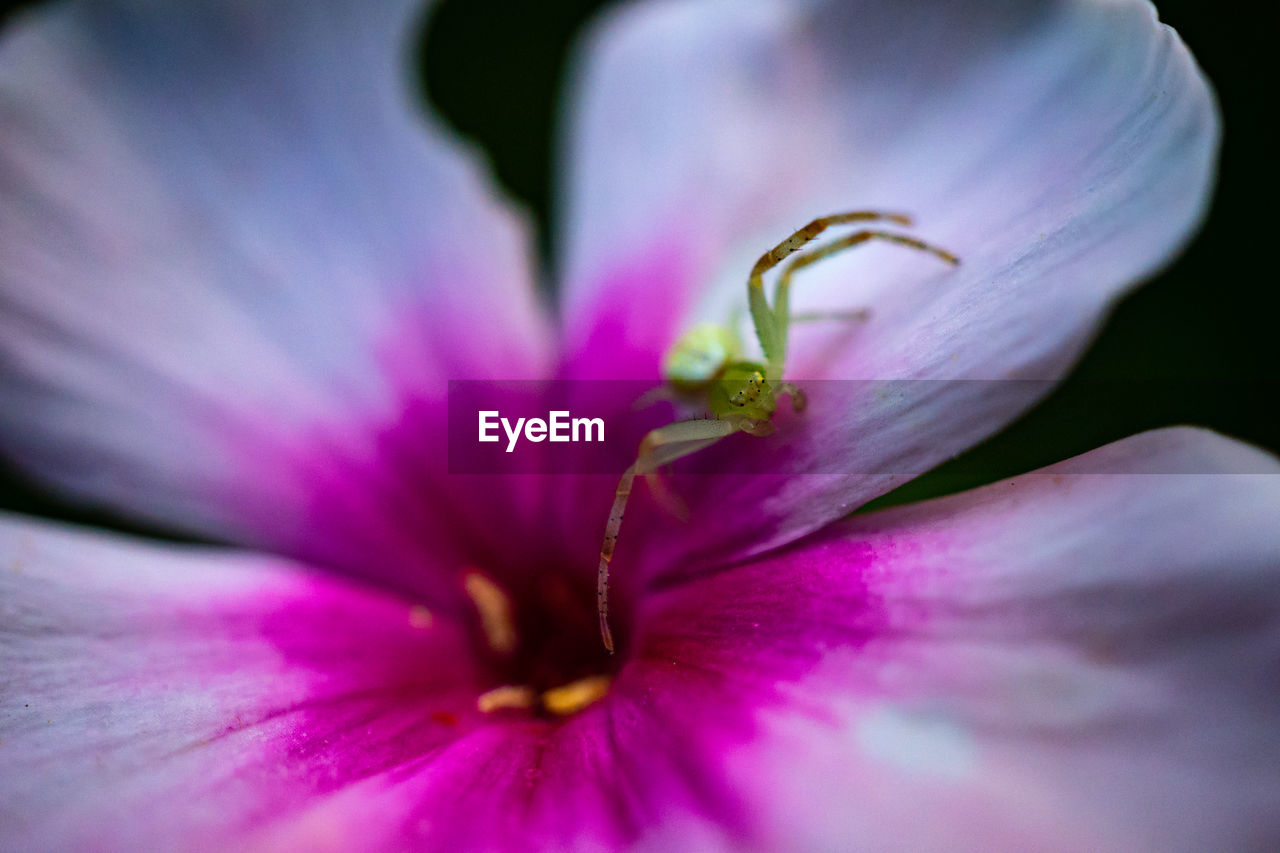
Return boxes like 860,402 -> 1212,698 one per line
729,371 -> 766,407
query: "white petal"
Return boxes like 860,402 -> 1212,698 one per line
0,512 -> 482,850
653,429 -> 1280,851
0,0 -> 551,546
558,0 -> 1219,563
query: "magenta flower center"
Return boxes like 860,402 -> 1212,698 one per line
460,564 -> 625,717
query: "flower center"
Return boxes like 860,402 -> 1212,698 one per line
461,567 -> 621,718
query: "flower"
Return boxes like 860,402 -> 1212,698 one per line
2,0 -> 1278,850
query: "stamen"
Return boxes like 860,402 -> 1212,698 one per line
408,605 -> 434,629
463,569 -> 518,654
476,685 -> 537,714
541,675 -> 612,716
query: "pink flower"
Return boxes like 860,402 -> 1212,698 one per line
2,0 -> 1278,850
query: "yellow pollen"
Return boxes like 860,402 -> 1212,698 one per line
463,569 -> 517,654
541,675 -> 612,716
408,605 -> 434,629
476,685 -> 537,714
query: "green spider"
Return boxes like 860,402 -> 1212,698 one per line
596,210 -> 960,652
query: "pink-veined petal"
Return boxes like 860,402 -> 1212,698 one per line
0,0 -> 552,596
558,0 -> 1219,566
634,428 -> 1280,850
0,512 -> 489,851
7,431 -> 1276,850
0,515 -> 745,851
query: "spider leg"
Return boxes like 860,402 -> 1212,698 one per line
633,384 -> 679,411
776,381 -> 807,413
597,418 -> 742,652
642,468 -> 690,523
767,230 -> 959,380
747,211 -> 912,367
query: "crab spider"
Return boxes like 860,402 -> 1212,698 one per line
596,211 -> 959,653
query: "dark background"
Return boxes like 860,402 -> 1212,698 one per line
1,0 -> 1276,533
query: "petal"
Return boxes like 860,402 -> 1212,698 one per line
0,513 -> 756,850
0,0 -> 552,584
0,512 -> 487,850
558,0 -> 1219,563
635,428 -> 1280,850
10,430 -> 1274,850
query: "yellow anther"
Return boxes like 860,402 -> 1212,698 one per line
408,605 -> 434,629
541,675 -> 612,716
463,569 -> 517,654
476,685 -> 537,714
